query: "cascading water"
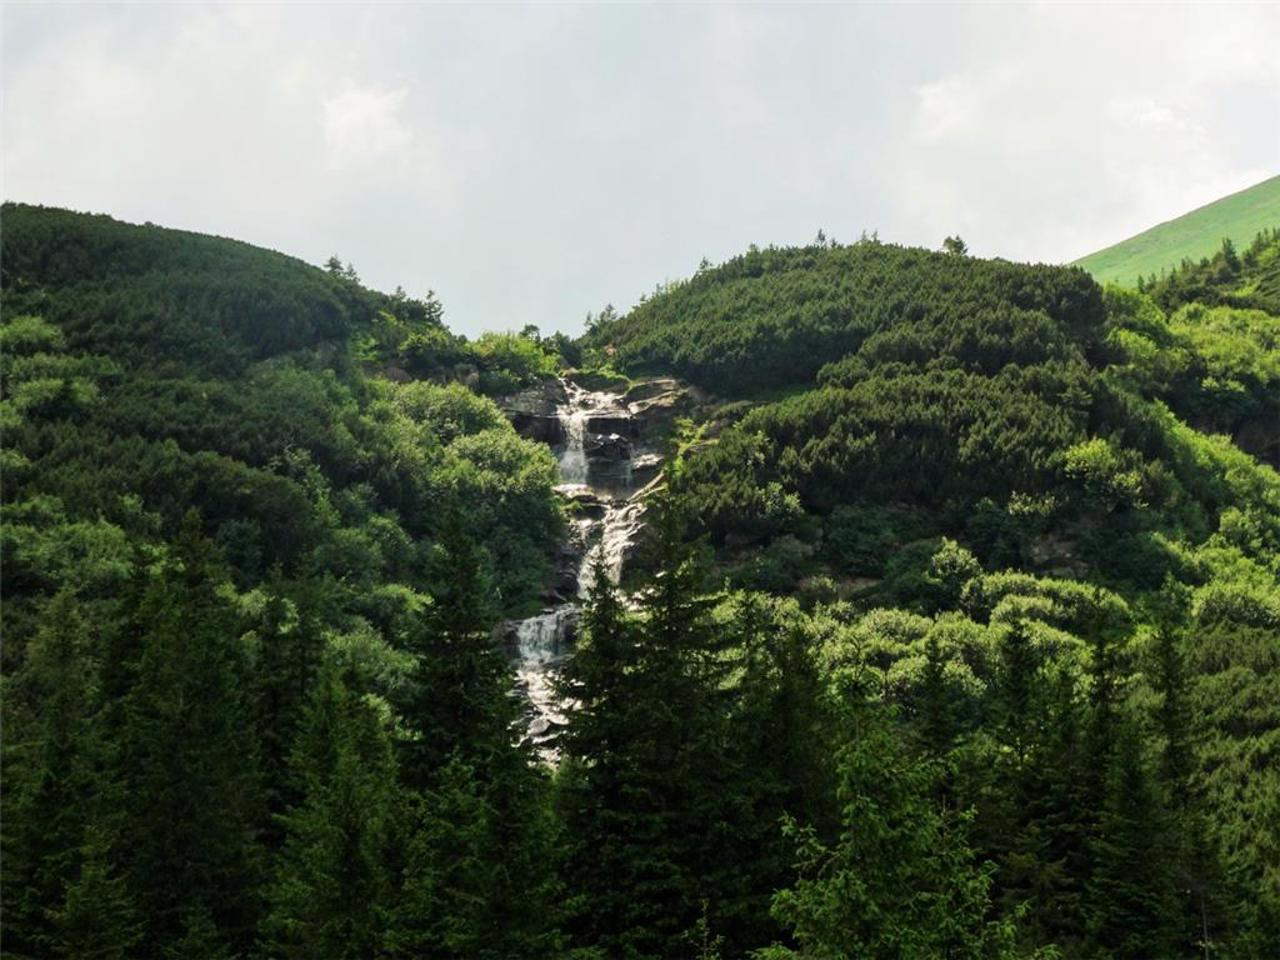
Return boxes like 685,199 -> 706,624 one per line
558,400 -> 589,485
512,607 -> 577,741
507,377 -> 652,760
577,500 -> 645,598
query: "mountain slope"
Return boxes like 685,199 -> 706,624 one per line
1073,174 -> 1280,286
4,204 -> 1280,959
593,232 -> 1280,955
587,239 -> 1103,397
0,203 -> 564,628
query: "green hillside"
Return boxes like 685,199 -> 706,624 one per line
587,239 -> 1103,396
586,233 -> 1280,955
5,205 -> 1280,959
1073,174 -> 1280,286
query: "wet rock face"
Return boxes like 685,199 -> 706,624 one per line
623,378 -> 682,403
500,379 -> 569,417
585,432 -> 632,461
585,413 -> 638,438
509,412 -> 564,445
558,485 -> 610,520
630,452 -> 664,486
499,374 -> 699,454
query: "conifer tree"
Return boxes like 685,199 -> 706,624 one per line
115,511 -> 263,956
975,625 -> 1090,950
556,552 -> 649,952
1,590 -> 113,955
763,706 -> 1020,960
261,663 -> 401,960
918,628 -> 956,760
392,757 -> 491,959
46,825 -> 143,960
720,592 -> 833,952
1152,612 -> 1227,957
394,513 -> 561,958
398,516 -> 511,789
249,569 -> 329,839
560,492 -> 735,957
1086,719 -> 1180,959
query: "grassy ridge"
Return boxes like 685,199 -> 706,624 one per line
1073,174 -> 1280,286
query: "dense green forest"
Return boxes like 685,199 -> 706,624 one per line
3,204 -> 1279,959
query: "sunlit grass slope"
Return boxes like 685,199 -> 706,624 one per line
1073,174 -> 1280,286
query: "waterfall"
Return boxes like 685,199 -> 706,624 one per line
512,607 -> 578,749
558,405 -> 589,486
507,376 -> 652,760
577,500 -> 645,597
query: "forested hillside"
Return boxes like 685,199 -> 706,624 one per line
585,239 -> 1104,396
1,204 -> 570,958
3,206 -> 1279,960
586,232 -> 1280,957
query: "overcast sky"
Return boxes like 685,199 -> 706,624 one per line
4,3 -> 1278,336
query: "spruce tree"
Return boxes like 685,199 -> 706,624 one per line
392,757 -> 491,959
1152,613 -> 1226,958
261,663 -> 401,960
918,628 -> 956,760
46,825 -> 143,960
393,513 -> 561,958
1086,719 -> 1180,959
398,516 -> 511,789
720,592 -> 833,953
556,552 -> 649,953
1,590 -> 114,956
115,511 -> 264,956
250,569 -> 327,830
559,492 -> 734,958
764,706 -> 1020,960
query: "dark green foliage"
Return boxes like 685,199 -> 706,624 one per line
4,205 -> 1279,960
45,825 -> 144,960
0,206 -> 563,958
396,519 -> 509,786
558,497 -> 744,958
1141,228 -> 1280,316
261,665 -> 401,960
0,203 -> 376,374
589,238 -> 1104,396
1,590 -> 113,956
764,707 -> 1020,960
1187,620 -> 1280,955
1085,721 -> 1180,959
114,514 -> 264,956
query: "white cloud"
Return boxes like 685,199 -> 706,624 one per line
890,5 -> 1280,264
2,3 -> 1276,334
321,82 -> 413,171
914,73 -> 983,142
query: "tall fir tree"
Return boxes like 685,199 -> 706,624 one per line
261,663 -> 402,960
392,512 -> 561,958
398,516 -> 511,788
1,589 -> 118,956
247,567 -> 333,852
719,592 -> 834,953
46,825 -> 143,960
114,511 -> 264,957
1086,718 -> 1180,959
559,492 -> 735,958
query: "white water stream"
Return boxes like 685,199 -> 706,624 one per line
509,378 -> 651,759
